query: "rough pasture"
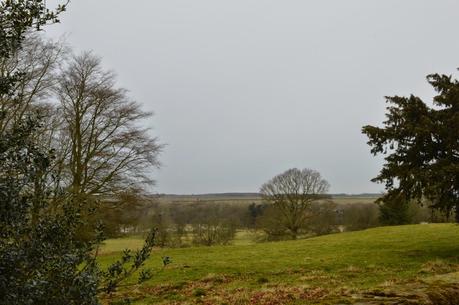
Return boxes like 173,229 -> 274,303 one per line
99,224 -> 459,304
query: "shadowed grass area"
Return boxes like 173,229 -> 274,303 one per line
99,224 -> 459,304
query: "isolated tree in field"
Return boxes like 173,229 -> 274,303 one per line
55,52 -> 162,197
260,168 -> 330,239
362,71 -> 459,222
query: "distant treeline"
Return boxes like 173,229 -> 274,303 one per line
102,195 -> 450,246
155,193 -> 382,199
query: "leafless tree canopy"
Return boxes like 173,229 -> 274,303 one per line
1,35 -> 162,198
260,168 -> 330,239
0,34 -> 67,133
55,52 -> 162,196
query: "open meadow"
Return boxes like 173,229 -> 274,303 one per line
100,224 -> 459,305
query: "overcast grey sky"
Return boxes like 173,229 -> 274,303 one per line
46,0 -> 459,194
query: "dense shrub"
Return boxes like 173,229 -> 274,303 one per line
192,222 -> 236,246
307,201 -> 340,236
0,118 -> 101,305
255,205 -> 293,241
342,203 -> 380,231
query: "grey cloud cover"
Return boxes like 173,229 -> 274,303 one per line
46,0 -> 459,194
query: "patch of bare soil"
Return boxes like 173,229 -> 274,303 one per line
349,272 -> 459,305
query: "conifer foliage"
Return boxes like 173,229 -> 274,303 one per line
363,71 -> 459,222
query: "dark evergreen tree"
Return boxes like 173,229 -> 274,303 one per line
362,70 -> 459,222
378,194 -> 412,225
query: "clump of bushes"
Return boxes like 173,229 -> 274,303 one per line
192,222 -> 236,246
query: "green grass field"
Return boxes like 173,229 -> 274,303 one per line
100,224 -> 459,304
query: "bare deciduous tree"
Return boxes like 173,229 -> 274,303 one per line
260,168 -> 330,239
55,52 -> 162,197
0,34 -> 67,132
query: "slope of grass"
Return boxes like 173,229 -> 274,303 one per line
99,224 -> 459,304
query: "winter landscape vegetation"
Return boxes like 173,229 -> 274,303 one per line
1,1 -> 459,305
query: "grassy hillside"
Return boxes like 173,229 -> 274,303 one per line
100,224 -> 459,304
